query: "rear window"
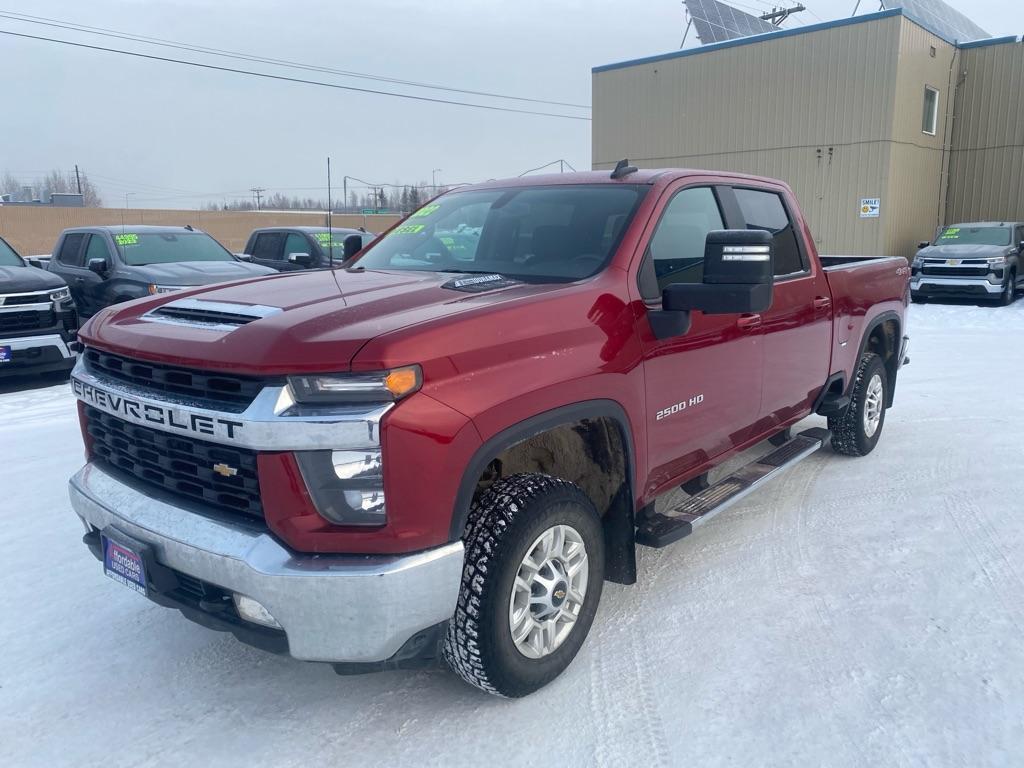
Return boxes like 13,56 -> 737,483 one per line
935,226 -> 1011,247
0,237 -> 22,267
113,232 -> 234,265
353,185 -> 646,282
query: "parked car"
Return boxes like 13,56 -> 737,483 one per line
911,221 -> 1023,305
243,227 -> 375,271
66,167 -> 909,696
47,225 -> 276,317
0,234 -> 78,377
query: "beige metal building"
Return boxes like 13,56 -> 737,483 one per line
592,8 -> 1023,258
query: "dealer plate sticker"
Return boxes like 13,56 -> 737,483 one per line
0,345 -> 11,363
102,536 -> 148,595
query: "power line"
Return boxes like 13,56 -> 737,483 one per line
0,29 -> 592,121
0,10 -> 590,111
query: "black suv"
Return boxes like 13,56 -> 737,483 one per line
243,227 -> 375,271
48,226 -> 276,317
0,234 -> 78,377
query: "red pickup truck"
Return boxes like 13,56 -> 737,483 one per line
67,166 -> 909,697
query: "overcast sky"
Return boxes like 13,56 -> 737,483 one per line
2,0 -> 1019,208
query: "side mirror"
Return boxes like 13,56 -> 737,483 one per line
1018,241 -> 1024,252
343,234 -> 363,260
288,252 -> 313,267
235,253 -> 254,262
918,241 -> 931,250
663,229 -> 774,314
87,258 -> 109,277
27,257 -> 45,269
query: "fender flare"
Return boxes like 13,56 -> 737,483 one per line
848,309 -> 902,401
448,399 -> 637,542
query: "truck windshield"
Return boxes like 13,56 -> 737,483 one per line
0,237 -> 23,266
935,226 -> 1011,246
352,185 -> 646,281
113,232 -> 234,266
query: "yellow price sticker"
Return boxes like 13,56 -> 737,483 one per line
394,224 -> 426,235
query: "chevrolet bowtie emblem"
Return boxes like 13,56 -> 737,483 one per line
212,463 -> 238,477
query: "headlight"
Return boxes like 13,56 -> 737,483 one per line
148,284 -> 187,295
986,256 -> 1008,265
49,287 -> 70,302
294,450 -> 385,526
288,365 -> 421,403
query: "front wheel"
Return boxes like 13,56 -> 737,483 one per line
999,271 -> 1017,306
828,352 -> 888,457
444,473 -> 604,697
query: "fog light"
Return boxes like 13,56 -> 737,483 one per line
233,594 -> 282,629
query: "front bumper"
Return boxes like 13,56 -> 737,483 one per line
0,333 -> 76,376
69,462 -> 464,663
910,275 -> 1003,297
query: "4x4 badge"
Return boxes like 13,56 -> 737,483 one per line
212,463 -> 238,477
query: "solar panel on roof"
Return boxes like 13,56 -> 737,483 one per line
684,0 -> 777,45
884,0 -> 989,43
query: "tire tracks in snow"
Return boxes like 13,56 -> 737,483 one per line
586,525 -> 675,767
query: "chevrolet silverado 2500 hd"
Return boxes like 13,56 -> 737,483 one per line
67,166 -> 909,696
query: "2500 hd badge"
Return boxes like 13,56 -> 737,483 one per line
71,377 -> 243,439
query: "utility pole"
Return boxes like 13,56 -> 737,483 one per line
250,187 -> 265,211
759,5 -> 805,26
432,168 -> 442,189
74,164 -> 82,194
326,157 -> 334,267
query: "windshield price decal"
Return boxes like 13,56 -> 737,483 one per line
940,228 -> 960,239
409,204 -> 441,219
313,233 -> 345,248
393,224 -> 426,235
114,233 -> 140,246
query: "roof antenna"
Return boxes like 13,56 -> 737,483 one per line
610,159 -> 638,179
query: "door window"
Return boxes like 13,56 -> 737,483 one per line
57,233 -> 87,266
252,232 -> 286,261
734,189 -> 805,277
284,233 -> 311,260
84,234 -> 112,266
645,187 -> 724,294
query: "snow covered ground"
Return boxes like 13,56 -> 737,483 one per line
2,301 -> 1024,767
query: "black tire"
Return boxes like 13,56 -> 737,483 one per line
828,352 -> 888,457
443,473 -> 605,697
999,271 -> 1016,306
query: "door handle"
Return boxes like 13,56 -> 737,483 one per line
737,314 -> 762,329
813,296 -> 832,310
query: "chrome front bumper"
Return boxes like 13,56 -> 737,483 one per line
69,463 -> 464,663
910,276 -> 1003,294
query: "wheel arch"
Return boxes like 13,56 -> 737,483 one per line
850,310 -> 902,406
450,399 -> 638,585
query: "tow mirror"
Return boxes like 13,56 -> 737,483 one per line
288,252 -> 313,267
648,230 -> 774,340
343,234 -> 363,260
87,257 -> 109,277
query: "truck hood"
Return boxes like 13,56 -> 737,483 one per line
0,264 -> 68,293
917,243 -> 1012,258
80,268 -> 562,375
127,260 -> 276,285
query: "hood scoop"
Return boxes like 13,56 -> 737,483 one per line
142,298 -> 283,331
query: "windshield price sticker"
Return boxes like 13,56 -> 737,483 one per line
394,224 -> 426,235
313,233 -> 345,248
941,228 -> 961,239
410,204 -> 441,219
114,233 -> 140,246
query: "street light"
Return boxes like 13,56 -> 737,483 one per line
432,168 -> 442,189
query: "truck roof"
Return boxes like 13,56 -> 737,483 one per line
948,221 -> 1022,228
248,226 -> 368,235
460,168 -> 794,192
64,225 -> 209,235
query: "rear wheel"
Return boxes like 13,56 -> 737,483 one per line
828,352 -> 888,457
444,473 -> 604,697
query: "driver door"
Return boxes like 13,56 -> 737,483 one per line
635,184 -> 764,494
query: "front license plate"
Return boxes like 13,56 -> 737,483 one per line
0,345 -> 11,363
102,534 -> 148,595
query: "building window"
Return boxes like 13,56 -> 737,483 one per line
922,86 -> 939,136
